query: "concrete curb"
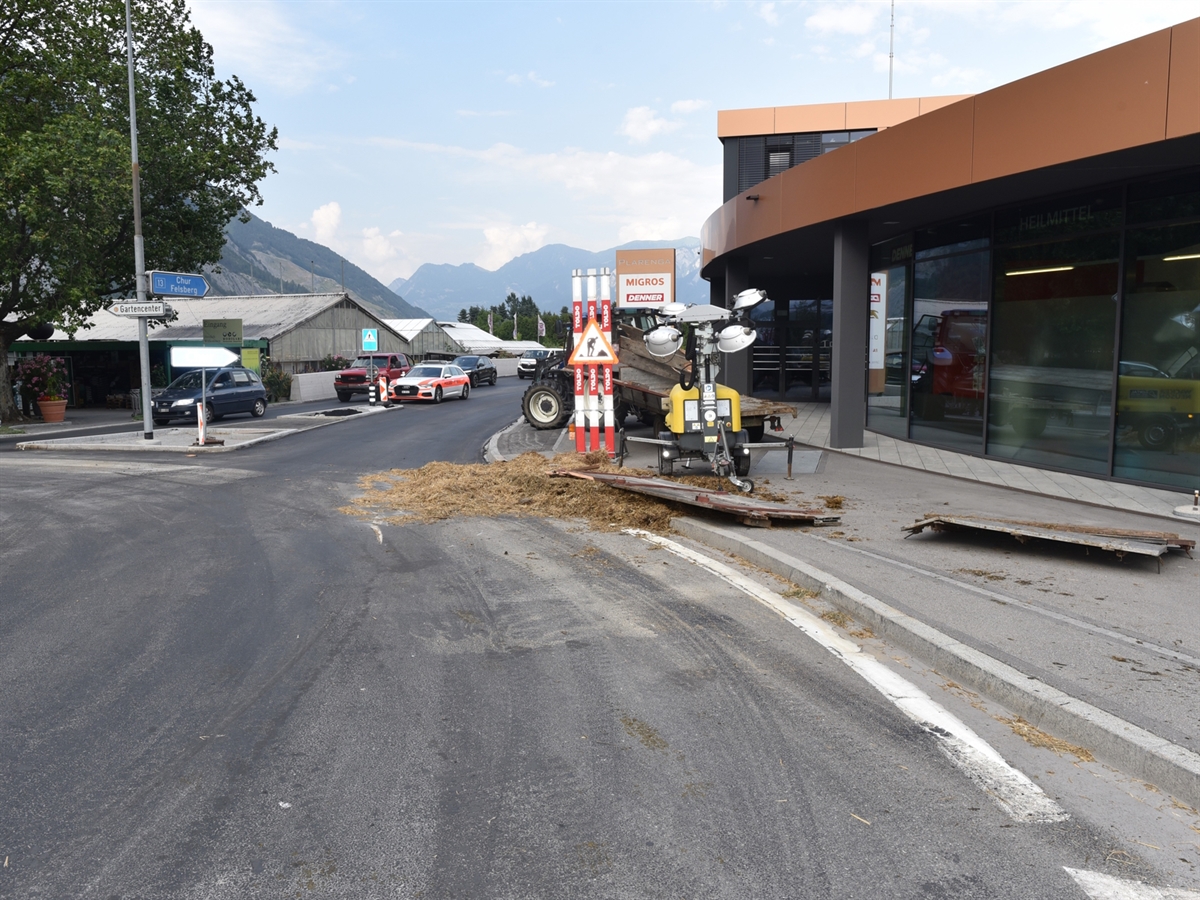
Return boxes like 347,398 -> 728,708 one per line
484,417 -> 526,464
16,427 -> 301,454
671,516 -> 1200,810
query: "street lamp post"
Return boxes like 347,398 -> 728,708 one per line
125,0 -> 153,439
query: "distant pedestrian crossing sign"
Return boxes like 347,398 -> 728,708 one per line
362,328 -> 378,351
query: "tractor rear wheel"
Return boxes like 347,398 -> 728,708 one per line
523,382 -> 569,429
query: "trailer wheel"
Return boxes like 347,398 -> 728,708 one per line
523,382 -> 569,429
735,451 -> 751,477
1137,416 -> 1177,450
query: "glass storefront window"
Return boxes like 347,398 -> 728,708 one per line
994,189 -> 1122,244
750,300 -> 780,396
910,250 -> 990,452
987,235 -> 1120,473
867,262 -> 910,438
1128,172 -> 1200,225
1113,222 -> 1200,489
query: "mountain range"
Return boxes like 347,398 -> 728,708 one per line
203,213 -> 430,319
203,213 -> 708,324
388,238 -> 707,321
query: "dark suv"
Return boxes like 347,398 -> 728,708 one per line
152,366 -> 267,425
452,355 -> 498,387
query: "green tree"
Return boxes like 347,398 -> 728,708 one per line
0,0 -> 277,422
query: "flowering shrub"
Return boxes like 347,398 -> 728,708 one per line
15,355 -> 70,401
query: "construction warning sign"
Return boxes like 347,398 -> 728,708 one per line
568,318 -> 618,366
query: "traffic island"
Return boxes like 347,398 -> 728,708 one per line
15,426 -> 299,453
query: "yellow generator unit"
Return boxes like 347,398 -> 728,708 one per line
666,382 -> 742,439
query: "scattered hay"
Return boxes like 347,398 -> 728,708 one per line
340,451 -> 790,533
995,716 -> 1095,762
820,609 -> 853,629
817,494 -> 846,509
957,568 -> 1007,581
781,586 -> 817,601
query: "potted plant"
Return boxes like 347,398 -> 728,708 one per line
16,355 -> 70,423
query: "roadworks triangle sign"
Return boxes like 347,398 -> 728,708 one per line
568,318 -> 618,366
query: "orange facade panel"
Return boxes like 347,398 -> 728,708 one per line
846,98 -> 920,130
717,107 -> 774,138
735,176 -> 783,248
973,27 -> 1172,183
1167,18 -> 1200,139
918,94 -> 973,115
854,99 -> 975,211
779,145 -> 858,234
774,102 -> 846,133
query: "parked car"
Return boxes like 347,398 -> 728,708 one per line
452,355 -> 498,387
335,353 -> 412,401
389,364 -> 471,402
517,348 -> 553,379
152,366 -> 267,425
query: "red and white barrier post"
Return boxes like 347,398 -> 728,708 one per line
586,269 -> 600,452
572,269 -> 586,452
600,268 -> 615,457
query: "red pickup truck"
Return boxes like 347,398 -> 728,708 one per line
335,353 -> 413,401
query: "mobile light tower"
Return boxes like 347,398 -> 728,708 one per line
640,289 -> 768,492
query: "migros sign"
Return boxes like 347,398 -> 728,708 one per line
616,248 -> 675,308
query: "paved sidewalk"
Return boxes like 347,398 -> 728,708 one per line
785,403 -> 1194,522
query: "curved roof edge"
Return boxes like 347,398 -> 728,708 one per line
701,17 -> 1200,275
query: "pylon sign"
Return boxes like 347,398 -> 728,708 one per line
567,318 -> 618,366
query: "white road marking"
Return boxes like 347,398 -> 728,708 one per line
625,529 -> 1069,824
1066,867 -> 1200,898
805,532 -> 1200,670
369,524 -> 383,545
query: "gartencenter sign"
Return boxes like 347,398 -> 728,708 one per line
616,248 -> 675,309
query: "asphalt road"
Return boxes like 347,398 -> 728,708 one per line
0,380 -> 1175,897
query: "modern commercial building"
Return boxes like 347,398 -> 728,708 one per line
701,19 -> 1199,491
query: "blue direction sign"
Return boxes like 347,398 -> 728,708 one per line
149,270 -> 210,297
362,328 -> 378,351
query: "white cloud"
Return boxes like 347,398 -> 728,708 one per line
506,71 -> 555,88
477,222 -> 550,270
363,135 -> 720,268
805,3 -> 878,35
671,99 -> 710,114
360,227 -> 403,265
618,107 -> 682,144
311,202 -> 342,245
756,2 -> 780,26
188,0 -> 343,92
906,0 -> 1192,46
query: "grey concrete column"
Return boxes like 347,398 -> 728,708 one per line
720,258 -> 752,394
830,221 -> 869,448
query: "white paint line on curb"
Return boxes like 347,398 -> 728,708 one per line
672,516 -> 1200,811
1066,867 -> 1200,899
803,531 -> 1200,670
484,417 -> 526,464
624,528 -> 1068,825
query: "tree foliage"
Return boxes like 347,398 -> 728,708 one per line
0,0 -> 277,421
457,293 -> 569,346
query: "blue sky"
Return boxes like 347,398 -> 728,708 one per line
188,0 -> 1197,285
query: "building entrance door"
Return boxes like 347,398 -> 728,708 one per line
752,299 -> 831,400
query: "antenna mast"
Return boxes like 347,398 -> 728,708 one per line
889,0 -> 895,100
